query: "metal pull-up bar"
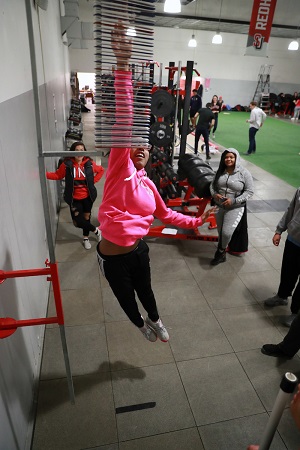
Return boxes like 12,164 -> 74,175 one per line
0,260 -> 75,404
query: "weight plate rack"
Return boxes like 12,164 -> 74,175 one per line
94,0 -> 155,149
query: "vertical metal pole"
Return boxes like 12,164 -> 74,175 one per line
259,372 -> 298,450
168,61 -> 175,89
158,63 -> 163,87
25,0 -> 75,403
171,61 -> 182,167
149,63 -> 154,85
59,326 -> 75,404
180,60 -> 193,157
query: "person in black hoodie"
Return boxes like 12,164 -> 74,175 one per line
46,141 -> 104,249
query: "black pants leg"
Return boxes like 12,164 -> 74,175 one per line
213,113 -> 218,133
194,128 -> 201,154
278,239 -> 300,313
279,310 -> 300,357
70,198 -> 96,236
97,240 -> 159,327
202,128 -> 210,157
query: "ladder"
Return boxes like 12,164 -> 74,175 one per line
252,64 -> 273,111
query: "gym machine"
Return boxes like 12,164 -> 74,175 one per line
147,62 -> 217,242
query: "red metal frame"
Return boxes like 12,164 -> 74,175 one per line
0,260 -> 64,339
147,180 -> 218,242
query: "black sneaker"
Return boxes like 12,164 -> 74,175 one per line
261,344 -> 292,359
210,249 -> 226,266
206,155 -> 211,160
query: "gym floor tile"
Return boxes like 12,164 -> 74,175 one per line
237,349 -> 300,410
119,428 -> 204,450
111,363 -> 195,441
40,324 -> 108,379
198,414 -> 286,450
105,321 -> 174,369
167,311 -> 232,361
47,286 -> 104,328
32,374 -> 117,450
264,198 -> 291,211
238,269 -> 280,301
178,354 -> 264,425
57,258 -> 100,290
214,305 -> 284,352
247,200 -> 275,213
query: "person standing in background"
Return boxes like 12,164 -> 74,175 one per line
263,187 -> 300,328
244,101 -> 266,155
46,141 -> 104,250
192,103 -> 215,160
210,94 -> 220,139
189,89 -> 202,125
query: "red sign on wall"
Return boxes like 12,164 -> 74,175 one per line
245,0 -> 277,57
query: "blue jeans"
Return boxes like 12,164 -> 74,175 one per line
248,127 -> 258,154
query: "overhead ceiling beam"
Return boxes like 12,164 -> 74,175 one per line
154,12 -> 300,31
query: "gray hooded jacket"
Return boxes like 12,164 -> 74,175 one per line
276,188 -> 300,244
210,148 -> 254,208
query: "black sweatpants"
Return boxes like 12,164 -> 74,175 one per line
194,126 -> 210,157
279,310 -> 300,357
97,240 -> 159,327
278,239 -> 300,314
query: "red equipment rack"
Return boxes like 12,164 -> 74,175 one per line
0,260 -> 75,403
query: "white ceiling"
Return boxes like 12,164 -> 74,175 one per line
79,0 -> 300,40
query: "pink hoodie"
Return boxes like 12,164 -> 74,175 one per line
98,71 -> 203,247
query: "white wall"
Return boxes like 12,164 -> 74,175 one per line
0,1 -> 70,449
69,24 -> 300,106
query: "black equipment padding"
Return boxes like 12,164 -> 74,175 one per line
177,154 -> 215,198
149,121 -> 173,147
151,90 -> 174,117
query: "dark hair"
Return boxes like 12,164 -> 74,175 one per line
69,141 -> 86,152
250,101 -> 257,107
211,95 -> 218,104
212,150 -> 236,190
192,89 -> 198,93
206,102 -> 212,108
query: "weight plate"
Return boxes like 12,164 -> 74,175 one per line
151,90 -> 174,117
149,121 -> 173,147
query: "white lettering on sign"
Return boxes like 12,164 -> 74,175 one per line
256,0 -> 271,30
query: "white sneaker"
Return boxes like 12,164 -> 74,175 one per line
291,117 -> 295,121
95,228 -> 101,242
146,317 -> 169,342
83,238 -> 91,250
139,324 -> 157,342
212,133 -> 215,139
275,114 -> 278,118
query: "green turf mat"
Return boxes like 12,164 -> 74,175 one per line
215,111 -> 300,187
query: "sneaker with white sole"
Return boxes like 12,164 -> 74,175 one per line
83,238 -> 92,250
95,228 -> 101,242
264,294 -> 288,307
139,324 -> 157,342
146,317 -> 169,342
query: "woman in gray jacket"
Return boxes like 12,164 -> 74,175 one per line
210,148 -> 254,265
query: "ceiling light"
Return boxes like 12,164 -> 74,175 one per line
212,32 -> 222,44
188,34 -> 197,47
126,27 -> 136,37
164,0 -> 181,13
288,40 -> 299,50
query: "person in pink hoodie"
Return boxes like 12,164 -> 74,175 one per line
97,21 -> 216,343
46,141 -> 104,249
